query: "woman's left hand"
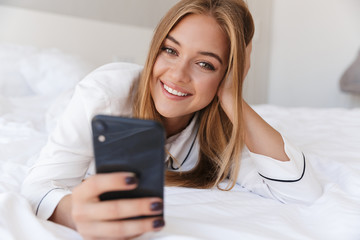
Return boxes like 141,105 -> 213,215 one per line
217,41 -> 252,123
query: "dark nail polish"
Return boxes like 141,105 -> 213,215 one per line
153,219 -> 165,229
125,176 -> 137,185
151,202 -> 163,211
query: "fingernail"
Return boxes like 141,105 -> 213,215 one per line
125,176 -> 137,185
153,219 -> 165,229
150,202 -> 163,211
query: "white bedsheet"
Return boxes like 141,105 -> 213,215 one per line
1,96 -> 359,240
0,45 -> 359,239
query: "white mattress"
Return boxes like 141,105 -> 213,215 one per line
1,44 -> 360,240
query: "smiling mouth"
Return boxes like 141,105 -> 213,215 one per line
163,83 -> 189,97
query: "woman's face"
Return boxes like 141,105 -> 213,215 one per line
151,14 -> 229,126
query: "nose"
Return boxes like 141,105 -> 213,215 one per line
167,60 -> 190,84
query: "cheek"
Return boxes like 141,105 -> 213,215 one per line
151,58 -> 164,89
152,58 -> 161,79
196,76 -> 222,102
152,54 -> 170,78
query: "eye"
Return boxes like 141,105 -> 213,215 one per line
161,47 -> 178,56
198,62 -> 215,71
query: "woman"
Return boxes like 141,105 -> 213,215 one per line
22,0 -> 322,239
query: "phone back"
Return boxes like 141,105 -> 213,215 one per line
92,115 -> 165,200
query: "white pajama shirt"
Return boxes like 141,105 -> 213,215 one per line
21,62 -> 323,220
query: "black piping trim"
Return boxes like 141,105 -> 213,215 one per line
35,188 -> 62,216
258,153 -> 306,183
170,127 -> 199,170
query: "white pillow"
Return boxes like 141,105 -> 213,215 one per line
0,95 -> 11,115
0,44 -> 36,97
0,43 -> 92,97
19,48 -> 92,96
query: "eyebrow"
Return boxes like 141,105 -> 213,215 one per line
166,35 -> 224,65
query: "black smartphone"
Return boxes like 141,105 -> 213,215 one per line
91,115 -> 165,203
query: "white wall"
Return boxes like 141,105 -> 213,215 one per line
0,0 -> 179,29
268,0 -> 360,108
243,0 -> 273,105
0,5 -> 154,68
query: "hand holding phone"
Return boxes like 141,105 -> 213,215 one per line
91,115 -> 166,202
70,172 -> 165,238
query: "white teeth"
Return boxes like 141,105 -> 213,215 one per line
163,84 -> 188,97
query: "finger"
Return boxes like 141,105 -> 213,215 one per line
74,198 -> 163,221
78,217 -> 165,239
73,172 -> 138,201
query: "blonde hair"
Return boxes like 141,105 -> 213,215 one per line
133,0 -> 254,190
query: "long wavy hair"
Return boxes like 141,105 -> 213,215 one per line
133,0 -> 254,190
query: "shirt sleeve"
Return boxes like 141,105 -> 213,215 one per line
21,63 -> 142,220
236,135 -> 323,205
20,74 -> 109,219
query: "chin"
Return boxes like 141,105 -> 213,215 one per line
155,108 -> 178,119
155,105 -> 185,119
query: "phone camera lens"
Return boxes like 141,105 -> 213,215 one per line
98,135 -> 106,142
93,120 -> 107,133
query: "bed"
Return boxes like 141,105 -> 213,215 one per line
1,2 -> 360,238
0,42 -> 360,240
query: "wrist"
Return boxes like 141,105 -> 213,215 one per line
49,194 -> 76,230
219,93 -> 235,123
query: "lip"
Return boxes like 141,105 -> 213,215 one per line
160,80 -> 192,100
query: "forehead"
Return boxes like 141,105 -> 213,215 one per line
168,14 -> 229,57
